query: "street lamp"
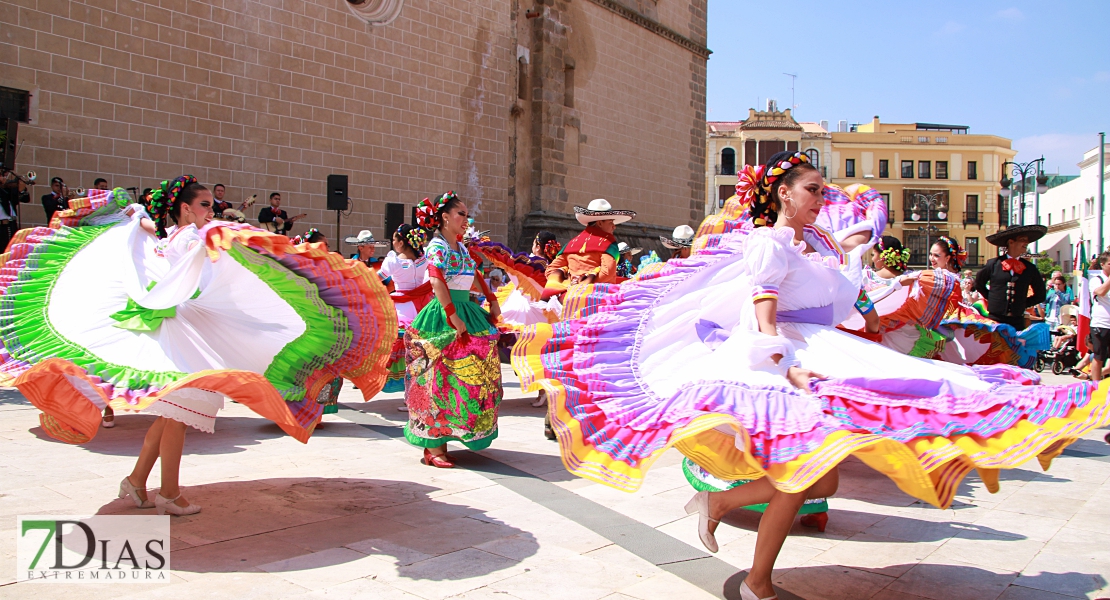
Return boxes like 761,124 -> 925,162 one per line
999,157 -> 1048,226
910,191 -> 947,265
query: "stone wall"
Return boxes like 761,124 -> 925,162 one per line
1,0 -> 707,254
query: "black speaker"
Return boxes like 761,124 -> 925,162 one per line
0,119 -> 16,172
384,202 -> 405,239
326,174 -> 348,211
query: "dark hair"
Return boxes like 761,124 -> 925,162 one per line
269,192 -> 280,200
214,183 -> 225,190
93,178 -> 107,186
1099,250 -> 1110,265
394,223 -> 426,258
878,235 -> 903,253
168,182 -> 208,226
141,187 -> 153,198
434,193 -> 463,230
933,236 -> 966,271
750,151 -> 818,227
305,230 -> 325,244
534,231 -> 558,260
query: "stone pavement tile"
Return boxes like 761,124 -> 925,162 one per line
169,500 -> 332,547
345,537 -> 434,566
472,506 -> 612,555
809,533 -> 942,578
373,515 -> 528,558
374,547 -> 526,600
996,584 -> 1086,600
883,560 -> 1016,600
257,547 -> 394,591
1018,477 -> 1103,501
773,563 -> 895,600
926,531 -> 1044,573
869,590 -> 932,600
264,513 -> 416,553
114,570 -> 309,600
1014,551 -> 1110,598
584,544 -> 663,579
617,570 -> 718,600
1041,526 -> 1110,563
0,484 -> 85,519
296,577 -> 425,600
474,533 -> 581,564
369,497 -> 486,528
994,490 -> 1085,520
0,574 -> 191,600
169,529 -> 316,577
609,494 -> 694,529
862,511 -> 1018,544
488,552 -> 653,600
657,513 -> 751,554
971,509 -> 1067,542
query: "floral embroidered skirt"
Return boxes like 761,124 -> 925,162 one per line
404,290 -> 502,450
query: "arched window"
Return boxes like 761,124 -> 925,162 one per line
804,148 -> 820,168
720,147 -> 736,175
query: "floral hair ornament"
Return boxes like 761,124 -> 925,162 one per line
748,152 -> 810,227
543,239 -> 562,260
397,224 -> 428,250
935,235 -> 968,268
878,246 -> 910,271
148,174 -> 198,237
414,191 -> 458,229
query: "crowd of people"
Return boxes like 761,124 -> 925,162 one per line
0,160 -> 1107,600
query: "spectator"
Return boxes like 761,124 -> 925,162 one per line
41,176 -> 68,223
93,177 -> 109,190
1044,274 -> 1075,328
212,183 -> 231,216
1088,251 -> 1110,384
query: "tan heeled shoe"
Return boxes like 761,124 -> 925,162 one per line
683,491 -> 719,553
118,477 -> 154,509
154,492 -> 201,516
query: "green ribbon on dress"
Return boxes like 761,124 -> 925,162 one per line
109,282 -> 198,332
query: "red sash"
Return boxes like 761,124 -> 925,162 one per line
391,281 -> 434,312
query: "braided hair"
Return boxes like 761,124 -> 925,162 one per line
875,235 -> 910,273
534,231 -> 560,261
148,175 -> 206,238
414,191 -> 462,230
395,223 -> 427,258
933,236 -> 967,272
748,151 -> 817,228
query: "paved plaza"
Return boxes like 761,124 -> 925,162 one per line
1,367 -> 1108,600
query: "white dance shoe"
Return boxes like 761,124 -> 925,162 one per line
739,580 -> 777,600
118,477 -> 154,509
683,491 -> 719,553
155,493 -> 201,516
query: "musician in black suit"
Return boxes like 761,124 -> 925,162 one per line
973,224 -> 1048,330
41,176 -> 68,223
0,169 -> 31,251
258,192 -> 293,234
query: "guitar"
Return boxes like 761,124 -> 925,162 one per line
217,194 -> 257,223
262,213 -> 307,233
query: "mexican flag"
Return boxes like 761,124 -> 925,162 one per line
1075,241 -> 1090,355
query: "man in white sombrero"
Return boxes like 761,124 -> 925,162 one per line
542,198 -> 636,299
345,229 -> 391,270
660,224 -> 695,260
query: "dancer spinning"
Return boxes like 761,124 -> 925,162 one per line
404,192 -> 503,467
515,152 -> 1109,600
379,224 -> 432,395
930,236 -> 966,274
0,177 -> 395,515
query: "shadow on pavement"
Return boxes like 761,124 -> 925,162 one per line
94,476 -> 538,578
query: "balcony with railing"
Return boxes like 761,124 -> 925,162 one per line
1047,219 -> 1080,233
963,211 -> 983,226
964,254 -> 984,268
714,164 -> 737,176
887,209 -> 895,225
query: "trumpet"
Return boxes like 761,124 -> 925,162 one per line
22,171 -> 36,184
0,170 -> 35,186
64,186 -> 86,199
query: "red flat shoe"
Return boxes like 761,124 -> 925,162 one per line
800,512 -> 828,533
422,448 -> 454,468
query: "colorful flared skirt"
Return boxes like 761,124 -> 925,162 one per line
404,289 -> 502,450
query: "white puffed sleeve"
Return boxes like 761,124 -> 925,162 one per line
744,231 -> 790,304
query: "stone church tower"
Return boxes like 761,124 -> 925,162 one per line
0,0 -> 708,252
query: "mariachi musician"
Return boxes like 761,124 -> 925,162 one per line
258,192 -> 305,234
974,224 -> 1048,330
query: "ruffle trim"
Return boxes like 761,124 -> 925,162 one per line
471,242 -> 548,301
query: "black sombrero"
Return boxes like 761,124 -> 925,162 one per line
986,224 -> 1047,246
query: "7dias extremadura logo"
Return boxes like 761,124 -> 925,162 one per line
18,516 -> 171,583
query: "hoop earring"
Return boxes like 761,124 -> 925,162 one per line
782,199 -> 798,220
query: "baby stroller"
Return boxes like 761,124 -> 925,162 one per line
1036,332 -> 1081,375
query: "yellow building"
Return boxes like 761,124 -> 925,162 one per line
707,113 -> 1017,268
829,117 -> 1016,268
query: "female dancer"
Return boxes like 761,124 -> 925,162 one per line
531,231 -> 560,263
515,152 -> 1108,600
379,224 -> 431,395
930,236 -> 966,274
404,192 -> 503,468
0,177 -> 395,515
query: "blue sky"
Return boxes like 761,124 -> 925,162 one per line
705,1 -> 1110,174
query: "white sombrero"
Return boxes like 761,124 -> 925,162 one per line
574,199 -> 637,226
660,225 -> 695,249
617,242 -> 642,256
344,229 -> 390,246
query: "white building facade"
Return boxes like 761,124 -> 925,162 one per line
1037,144 -> 1110,269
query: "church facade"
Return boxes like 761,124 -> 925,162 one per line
0,0 -> 708,251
